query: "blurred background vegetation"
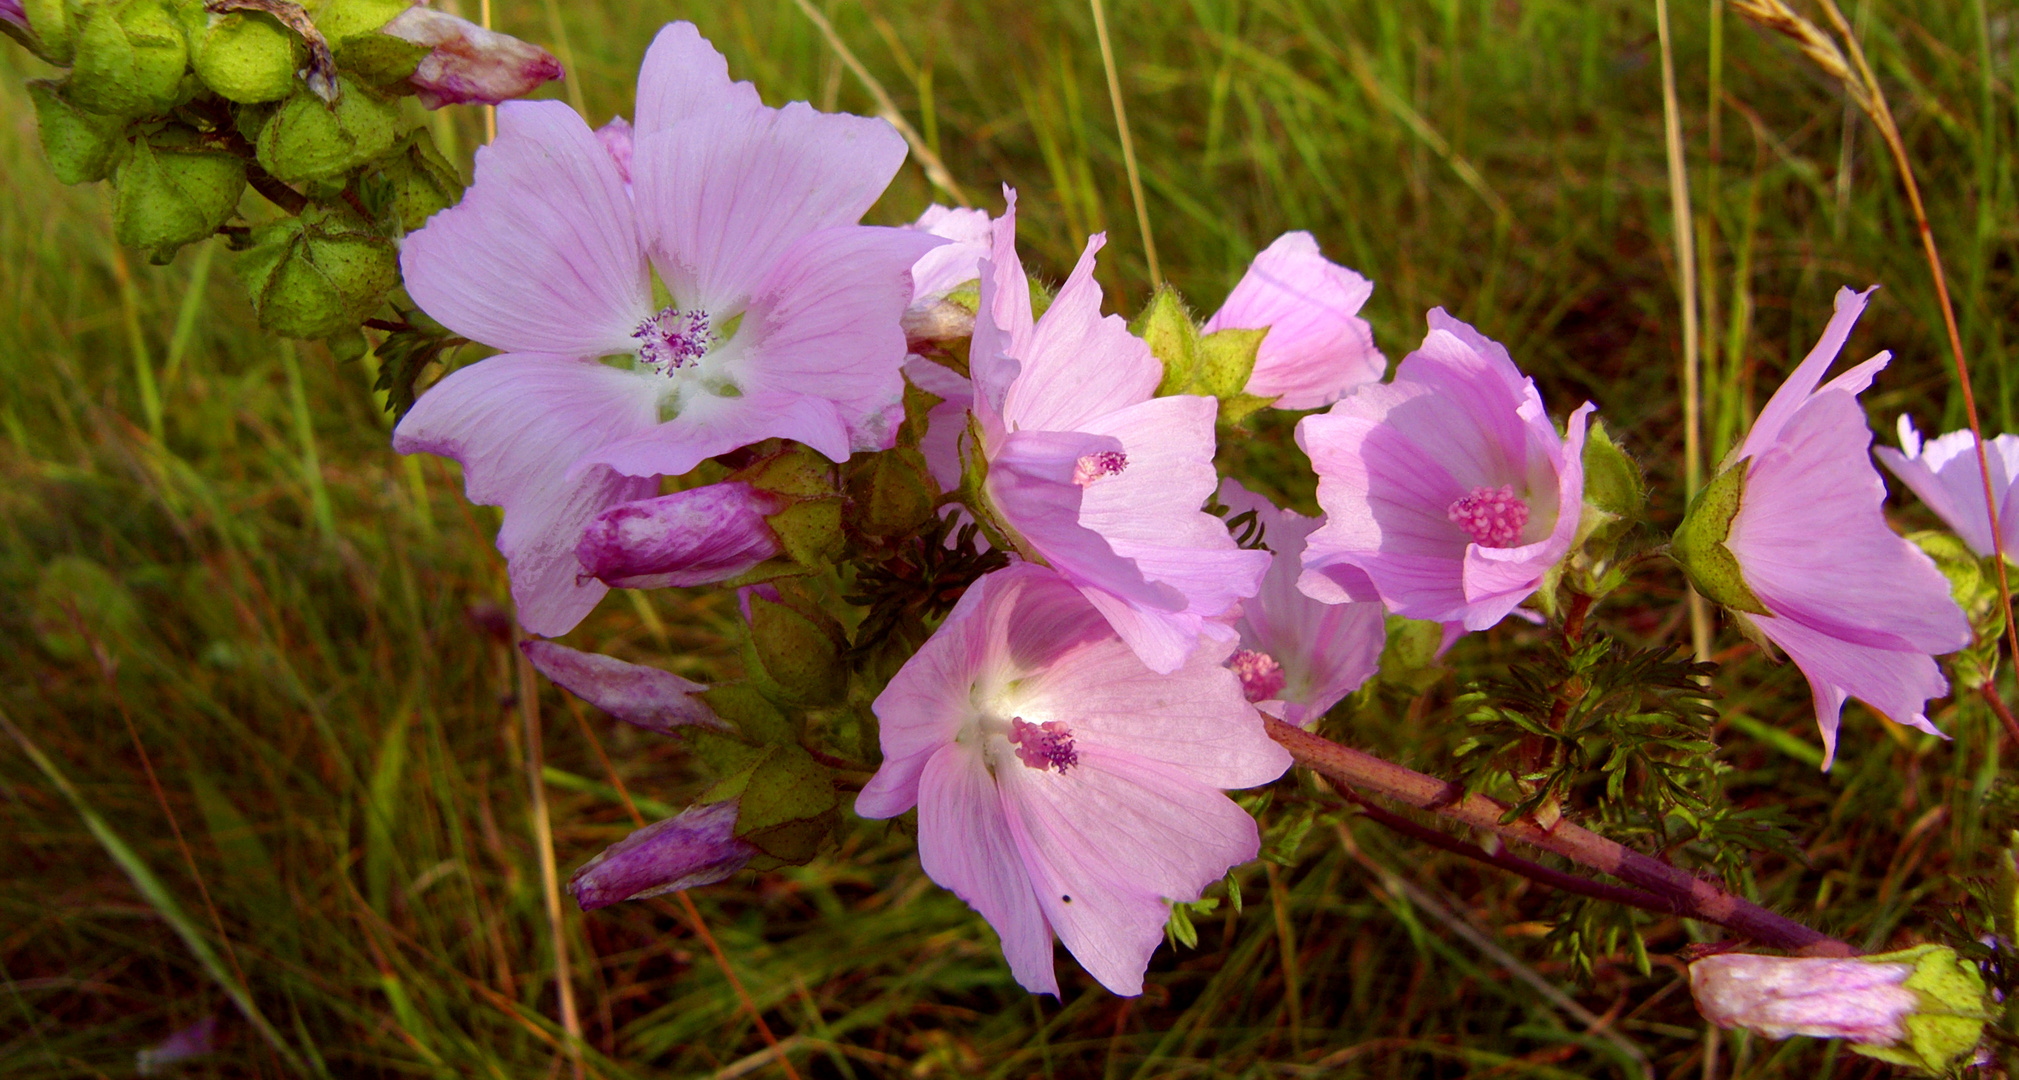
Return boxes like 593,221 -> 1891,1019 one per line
4,0 -> 2017,1076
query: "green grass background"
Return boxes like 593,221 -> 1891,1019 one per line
4,0 -> 2017,1076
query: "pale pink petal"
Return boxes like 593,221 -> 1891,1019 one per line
401,100 -> 648,357
970,188 -> 1032,437
997,234 -> 1162,435
1202,231 -> 1384,410
1875,415 -> 2019,559
632,99 -> 909,314
1749,612 -> 1950,770
907,205 -> 995,302
522,640 -> 725,735
394,355 -> 662,636
990,429 -> 1183,613
632,22 -> 763,139
572,389 -> 853,481
916,746 -> 1058,995
1739,287 -> 1879,461
855,573 -> 1003,817
903,357 -> 972,492
594,116 -> 634,184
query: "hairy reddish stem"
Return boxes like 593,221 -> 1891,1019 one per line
1268,718 -> 1854,956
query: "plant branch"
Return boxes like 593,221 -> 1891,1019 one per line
1984,683 -> 2019,749
1267,718 -> 1854,956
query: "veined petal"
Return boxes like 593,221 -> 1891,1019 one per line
402,100 -> 648,357
522,640 -> 726,735
989,429 -> 1182,613
1203,231 -> 1384,410
1749,612 -> 1950,770
916,746 -> 1058,995
1875,416 -> 2019,559
1000,234 -> 1162,434
394,355 -> 661,636
632,22 -> 764,139
970,187 -> 1031,437
1739,286 -> 1878,462
908,204 -> 995,303
573,389 -> 853,480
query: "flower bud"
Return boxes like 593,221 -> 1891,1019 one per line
576,482 -> 786,591
568,801 -> 755,910
237,205 -> 397,339
1669,461 -> 1769,615
68,0 -> 190,117
193,10 -> 302,103
256,76 -> 401,186
113,131 -> 247,264
309,0 -> 410,49
521,640 -> 728,737
739,585 -> 848,707
379,6 -> 562,109
360,129 -> 463,233
17,0 -> 72,64
844,448 -> 936,539
1691,948 -> 1990,1073
0,0 -> 21,29
26,79 -> 125,185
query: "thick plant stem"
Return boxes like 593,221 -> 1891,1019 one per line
1266,718 -> 1854,956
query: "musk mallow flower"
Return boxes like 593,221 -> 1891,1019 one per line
1671,287 -> 1969,768
393,22 -> 944,635
1200,232 -> 1385,410
906,204 -> 994,307
856,562 -> 1292,995
1874,416 -> 2019,560
1296,310 -> 1594,640
1215,480 -> 1385,726
966,189 -> 1272,673
380,6 -> 564,109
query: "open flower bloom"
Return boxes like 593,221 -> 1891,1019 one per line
1296,310 -> 1593,640
1694,287 -> 1969,768
393,22 -> 943,635
856,563 -> 1292,995
1874,416 -> 2019,560
1216,480 -> 1385,726
380,6 -> 564,109
1201,232 -> 1384,410
968,189 -> 1271,673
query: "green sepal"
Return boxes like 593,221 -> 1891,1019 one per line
332,31 -> 429,86
1911,530 -> 2003,690
1849,945 -> 1992,1075
194,10 -> 303,103
22,0 -> 75,65
735,443 -> 840,499
701,743 -> 838,866
69,0 -> 191,117
1668,462 -> 1768,615
1131,286 -> 1199,396
1580,419 -> 1645,544
741,587 -> 848,707
685,727 -> 768,780
357,129 -> 464,234
237,204 -> 398,339
765,499 -> 845,569
725,444 -> 845,572
897,373 -> 944,450
256,76 -> 402,186
1194,326 -> 1266,399
325,328 -> 369,364
845,447 -> 937,540
27,79 -> 126,185
1370,615 -> 1441,695
698,683 -> 797,746
113,132 -> 247,264
309,0 -> 410,47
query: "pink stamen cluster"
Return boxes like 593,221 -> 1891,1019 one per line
632,307 -> 714,373
1447,484 -> 1529,548
1008,717 -> 1079,772
1072,450 -> 1128,487
1230,649 -> 1286,703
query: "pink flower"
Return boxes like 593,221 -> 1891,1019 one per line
906,204 -> 994,305
856,563 -> 1291,995
380,6 -> 564,109
593,116 -> 634,185
575,481 -> 785,589
1216,481 -> 1386,726
1296,310 -> 1594,639
1874,416 -> 2019,560
1691,954 -> 1916,1043
393,23 -> 944,635
967,189 -> 1271,673
1707,287 -> 1970,767
1202,232 -> 1385,410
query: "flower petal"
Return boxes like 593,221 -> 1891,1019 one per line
916,745 -> 1059,994
1739,286 -> 1878,462
989,428 -> 1183,614
1203,231 -> 1383,410
1749,612 -> 1951,770
999,234 -> 1162,434
632,22 -> 764,140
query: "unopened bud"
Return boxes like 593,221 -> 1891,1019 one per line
17,0 -> 71,64
593,116 -> 633,183
522,640 -> 728,737
739,585 -> 847,707
27,79 -> 125,185
844,448 -> 936,539
568,801 -> 755,910
379,6 -> 562,108
113,132 -> 247,264
1691,948 -> 1990,1073
237,205 -> 397,339
68,0 -> 190,117
577,482 -> 786,591
193,10 -> 301,103
362,129 -> 463,232
255,76 -> 401,186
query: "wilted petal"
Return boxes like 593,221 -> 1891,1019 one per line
570,800 -> 755,909
521,640 -> 726,735
381,7 -> 564,109
1202,231 -> 1384,410
1691,954 -> 1915,1043
577,482 -> 784,589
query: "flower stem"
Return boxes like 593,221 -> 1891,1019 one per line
1267,718 -> 1854,956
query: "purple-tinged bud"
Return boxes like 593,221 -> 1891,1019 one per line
577,482 -> 786,590
1,1 -> 27,31
379,6 -> 563,109
521,640 -> 728,736
594,116 -> 633,184
569,801 -> 755,910
1691,954 -> 1918,1043
136,1015 -> 217,1076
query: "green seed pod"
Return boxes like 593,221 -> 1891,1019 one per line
238,205 -> 398,339
740,587 -> 848,707
194,11 -> 303,103
309,0 -> 410,48
68,0 -> 191,117
256,76 -> 402,186
22,0 -> 76,65
364,129 -> 463,233
113,131 -> 247,264
26,79 -> 126,185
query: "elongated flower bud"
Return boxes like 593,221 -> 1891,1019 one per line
569,801 -> 755,910
379,6 -> 561,109
1690,948 -> 1990,1073
576,482 -> 786,590
2,0 -> 26,31
521,640 -> 726,736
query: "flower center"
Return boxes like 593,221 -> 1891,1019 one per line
1230,649 -> 1286,703
1072,450 -> 1128,487
1447,484 -> 1529,548
1008,717 -> 1079,772
632,306 -> 715,374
